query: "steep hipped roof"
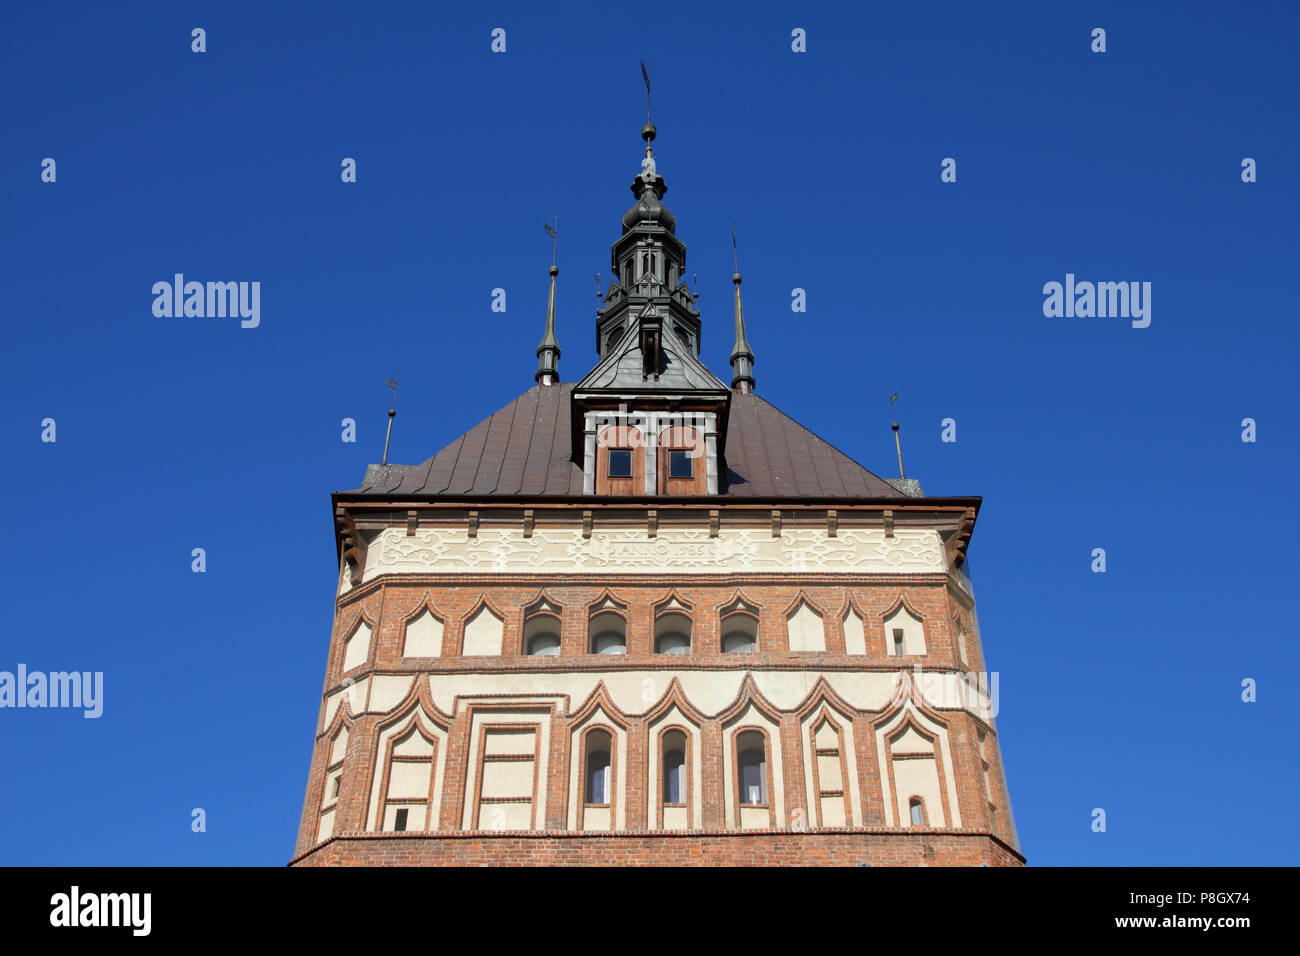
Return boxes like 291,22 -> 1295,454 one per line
346,384 -> 903,499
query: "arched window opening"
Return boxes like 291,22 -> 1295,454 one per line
721,612 -> 758,654
909,796 -> 926,827
585,731 -> 612,806
737,731 -> 768,806
662,731 -> 687,805
524,610 -> 562,657
655,610 -> 692,655
589,610 -> 627,655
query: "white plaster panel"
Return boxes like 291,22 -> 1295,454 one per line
480,761 -> 535,800
892,726 -> 934,755
329,728 -> 348,764
462,606 -> 504,656
342,621 -> 372,672
787,601 -> 826,652
383,804 -> 426,831
403,610 -> 443,657
894,759 -> 946,827
875,704 -> 962,828
364,526 -> 946,580
739,807 -> 769,830
387,762 -> 432,799
485,729 -> 538,756
817,754 -> 843,791
415,670 -> 978,722
463,713 -> 549,830
884,605 -> 927,656
393,732 -> 434,757
365,714 -> 450,832
843,609 -> 867,656
491,802 -> 534,830
369,676 -> 415,714
820,798 -> 846,828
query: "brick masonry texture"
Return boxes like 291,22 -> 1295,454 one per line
291,830 -> 1023,867
292,574 -> 1021,866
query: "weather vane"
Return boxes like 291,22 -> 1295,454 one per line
543,216 -> 558,268
641,60 -> 651,123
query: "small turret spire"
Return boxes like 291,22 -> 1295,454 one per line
729,226 -> 755,393
536,217 -> 561,385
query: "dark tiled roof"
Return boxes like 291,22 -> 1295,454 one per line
345,384 -> 903,499
722,392 -> 903,498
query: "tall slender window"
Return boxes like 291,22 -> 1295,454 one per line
737,731 -> 767,806
663,745 -> 685,804
892,628 -> 905,656
586,733 -> 611,805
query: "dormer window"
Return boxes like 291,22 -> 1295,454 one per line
608,449 -> 633,478
596,425 -> 643,495
658,426 -> 706,494
669,450 -> 693,479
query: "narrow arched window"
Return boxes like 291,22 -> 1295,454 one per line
721,612 -> 758,654
663,745 -> 685,804
737,731 -> 767,806
655,610 -> 692,655
909,796 -> 926,827
523,609 -> 562,657
585,732 -> 611,805
589,610 -> 627,655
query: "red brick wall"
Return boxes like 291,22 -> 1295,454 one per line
291,830 -> 1023,867
293,576 -> 1018,865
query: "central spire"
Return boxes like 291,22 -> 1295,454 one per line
590,101 -> 698,367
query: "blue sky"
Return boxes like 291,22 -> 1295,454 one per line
1,1 -> 1296,866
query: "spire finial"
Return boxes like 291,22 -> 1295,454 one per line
890,391 -> 906,478
381,373 -> 399,465
729,225 -> 756,393
536,219 -> 562,385
639,62 -> 658,181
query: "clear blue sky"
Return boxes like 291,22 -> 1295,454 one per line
1,1 -> 1296,866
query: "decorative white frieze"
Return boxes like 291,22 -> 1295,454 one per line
320,668 -> 990,731
360,526 -> 946,583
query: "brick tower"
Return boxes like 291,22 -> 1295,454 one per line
290,117 -> 1023,867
